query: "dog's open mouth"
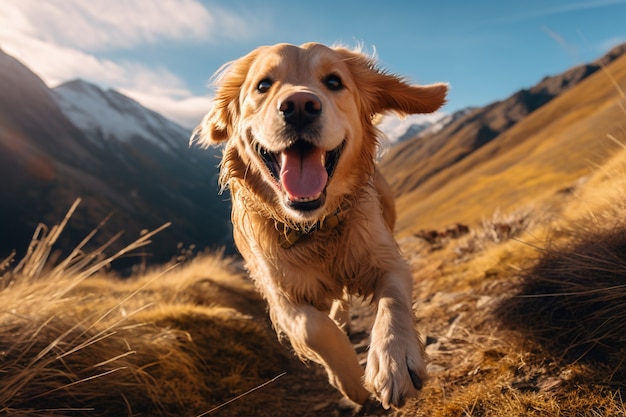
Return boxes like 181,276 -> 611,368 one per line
260,140 -> 344,211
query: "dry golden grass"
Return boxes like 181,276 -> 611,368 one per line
359,56 -> 626,416
0,202 -> 295,417
4,156 -> 626,417
391,145 -> 626,417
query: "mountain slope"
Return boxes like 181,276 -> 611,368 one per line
0,49 -> 114,256
381,44 -> 626,236
382,44 -> 626,197
52,79 -> 234,257
0,50 -> 231,266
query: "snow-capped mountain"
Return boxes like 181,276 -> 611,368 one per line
0,49 -> 232,267
417,107 -> 476,137
377,108 -> 477,144
378,113 -> 447,143
54,80 -> 186,153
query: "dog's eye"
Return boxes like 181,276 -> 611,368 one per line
257,78 -> 273,93
324,74 -> 343,91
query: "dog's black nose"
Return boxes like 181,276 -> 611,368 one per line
278,92 -> 322,128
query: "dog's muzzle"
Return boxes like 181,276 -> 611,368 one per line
260,139 -> 344,211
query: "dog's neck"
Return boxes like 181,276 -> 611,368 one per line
229,177 -> 357,249
274,205 -> 349,248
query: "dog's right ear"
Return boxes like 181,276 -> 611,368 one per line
191,50 -> 260,147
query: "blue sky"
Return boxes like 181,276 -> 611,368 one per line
1,0 -> 625,129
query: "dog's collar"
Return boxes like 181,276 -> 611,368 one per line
275,204 -> 349,249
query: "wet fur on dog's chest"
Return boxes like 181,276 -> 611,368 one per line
232,187 -> 387,308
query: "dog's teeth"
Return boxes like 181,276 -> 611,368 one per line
291,193 -> 322,202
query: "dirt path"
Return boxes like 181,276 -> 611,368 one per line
243,298 -> 409,417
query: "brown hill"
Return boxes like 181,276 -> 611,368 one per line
380,43 -> 626,237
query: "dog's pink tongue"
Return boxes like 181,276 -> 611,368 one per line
280,147 -> 328,199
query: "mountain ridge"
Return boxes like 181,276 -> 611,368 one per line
0,50 -> 232,267
382,43 -> 626,200
54,79 -> 186,152
381,43 -> 626,236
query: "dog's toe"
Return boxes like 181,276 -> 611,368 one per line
408,366 -> 423,390
364,342 -> 427,409
353,397 -> 387,416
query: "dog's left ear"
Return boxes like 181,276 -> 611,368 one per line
336,48 -> 448,117
369,76 -> 448,116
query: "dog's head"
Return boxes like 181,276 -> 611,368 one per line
193,42 -> 447,224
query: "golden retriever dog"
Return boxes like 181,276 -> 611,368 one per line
193,42 -> 447,409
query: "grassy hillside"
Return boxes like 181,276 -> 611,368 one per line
381,49 -> 626,238
379,43 -> 626,201
2,49 -> 626,416
4,143 -> 626,416
0,203 -> 353,416
0,211 -> 287,416
401,144 -> 626,416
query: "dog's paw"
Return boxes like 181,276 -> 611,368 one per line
363,335 -> 427,409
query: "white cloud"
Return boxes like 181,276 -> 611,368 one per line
541,25 -> 579,60
0,30 -> 188,93
122,89 -> 213,130
0,0 -> 257,52
0,29 -> 209,127
0,1 -> 261,127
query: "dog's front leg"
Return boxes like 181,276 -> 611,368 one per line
364,263 -> 426,409
329,292 -> 351,334
273,302 -> 370,405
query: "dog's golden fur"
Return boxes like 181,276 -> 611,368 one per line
193,42 -> 447,409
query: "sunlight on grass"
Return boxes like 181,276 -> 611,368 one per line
0,201 -> 288,417
400,143 -> 626,416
